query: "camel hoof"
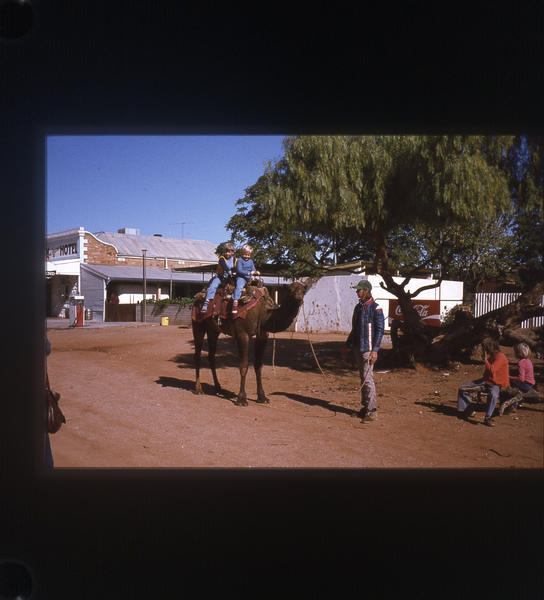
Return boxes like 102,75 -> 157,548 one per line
234,398 -> 248,406
255,397 -> 269,404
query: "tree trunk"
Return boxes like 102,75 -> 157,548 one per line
428,281 -> 544,363
379,270 -> 431,348
500,325 -> 544,352
371,229 -> 544,365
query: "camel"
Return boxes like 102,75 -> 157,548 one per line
191,280 -> 307,406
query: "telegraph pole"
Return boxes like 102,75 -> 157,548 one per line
142,249 -> 147,322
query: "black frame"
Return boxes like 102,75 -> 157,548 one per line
3,2 -> 542,597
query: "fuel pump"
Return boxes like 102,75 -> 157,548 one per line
69,295 -> 85,327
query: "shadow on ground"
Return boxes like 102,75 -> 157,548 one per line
415,400 -> 481,425
155,376 -> 236,401
270,391 -> 357,417
170,338 -> 359,374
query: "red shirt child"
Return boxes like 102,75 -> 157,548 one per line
483,350 -> 510,388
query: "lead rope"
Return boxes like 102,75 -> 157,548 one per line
301,303 -> 326,376
270,286 -> 277,375
301,303 -> 372,393
272,332 -> 276,374
267,300 -> 373,423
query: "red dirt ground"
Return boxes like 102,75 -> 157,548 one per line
46,323 -> 543,468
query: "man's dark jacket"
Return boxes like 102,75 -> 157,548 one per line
346,297 -> 384,353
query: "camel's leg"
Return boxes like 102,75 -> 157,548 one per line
192,321 -> 205,395
254,332 -> 269,403
206,327 -> 223,396
234,330 -> 250,406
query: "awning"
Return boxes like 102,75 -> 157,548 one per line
81,263 -> 208,283
81,263 -> 292,286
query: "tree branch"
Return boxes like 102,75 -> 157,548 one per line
408,277 -> 444,298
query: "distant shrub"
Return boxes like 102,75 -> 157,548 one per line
441,304 -> 473,329
175,297 -> 195,307
147,297 -> 194,308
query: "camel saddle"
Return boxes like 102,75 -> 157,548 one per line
191,282 -> 274,323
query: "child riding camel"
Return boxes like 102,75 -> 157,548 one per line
232,244 -> 260,315
201,242 -> 236,314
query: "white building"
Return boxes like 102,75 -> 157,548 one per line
296,272 -> 463,334
46,226 -> 292,322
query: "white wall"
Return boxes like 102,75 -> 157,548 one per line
48,259 -> 81,276
115,283 -> 167,304
118,293 -> 169,304
296,274 -> 463,333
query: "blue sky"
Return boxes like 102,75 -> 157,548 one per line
46,136 -> 286,246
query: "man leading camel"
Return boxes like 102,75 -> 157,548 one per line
343,279 -> 384,423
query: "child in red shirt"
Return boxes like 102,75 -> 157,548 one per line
457,338 -> 509,427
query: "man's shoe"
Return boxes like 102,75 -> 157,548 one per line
200,301 -> 209,314
231,300 -> 238,315
362,410 -> 377,423
463,404 -> 476,419
484,416 -> 496,427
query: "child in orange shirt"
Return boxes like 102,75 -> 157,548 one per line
457,338 -> 509,427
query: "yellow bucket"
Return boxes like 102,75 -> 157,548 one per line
160,316 -> 169,326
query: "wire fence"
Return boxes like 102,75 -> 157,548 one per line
473,293 -> 544,328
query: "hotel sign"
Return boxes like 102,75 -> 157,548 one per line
47,238 -> 79,261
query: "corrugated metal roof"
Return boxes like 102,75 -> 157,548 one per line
81,263 -> 209,283
92,231 -> 217,261
81,263 -> 292,286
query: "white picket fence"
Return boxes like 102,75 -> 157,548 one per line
473,293 -> 544,329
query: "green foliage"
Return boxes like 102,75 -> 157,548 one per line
440,304 -> 465,328
255,136 -> 512,234
177,297 -> 195,307
387,217 -> 518,293
147,297 -> 194,307
227,135 -> 537,286
502,136 -> 544,287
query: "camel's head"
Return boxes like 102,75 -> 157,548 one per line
288,281 -> 307,303
264,281 -> 307,333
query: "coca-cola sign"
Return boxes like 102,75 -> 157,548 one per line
389,300 -> 441,327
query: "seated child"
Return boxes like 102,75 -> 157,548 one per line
201,242 -> 236,313
503,342 -> 536,412
232,244 -> 260,314
457,338 -> 509,427
510,342 -> 536,392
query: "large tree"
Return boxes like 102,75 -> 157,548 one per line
228,135 -> 543,362
384,217 -> 518,293
502,135 -> 544,288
